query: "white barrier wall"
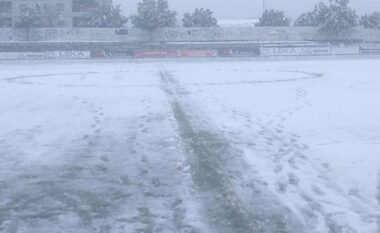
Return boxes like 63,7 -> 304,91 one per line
331,46 -> 360,55
46,51 -> 91,59
0,28 -> 148,42
0,45 -> 365,60
40,28 -> 148,42
1,27 -> 380,42
0,29 -> 25,41
155,27 -> 380,42
0,43 -> 374,60
261,46 -> 332,56
154,27 -> 318,42
0,52 -> 46,60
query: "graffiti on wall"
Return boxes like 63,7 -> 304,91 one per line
45,29 -> 58,40
161,28 -> 224,40
1,27 -> 380,42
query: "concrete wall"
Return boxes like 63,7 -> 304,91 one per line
0,28 -> 148,42
155,27 -> 380,42
1,27 -> 380,42
154,27 -> 318,42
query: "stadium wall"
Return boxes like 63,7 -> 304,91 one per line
0,28 -> 147,42
1,27 -> 380,42
1,43 -> 379,60
1,27 -> 380,59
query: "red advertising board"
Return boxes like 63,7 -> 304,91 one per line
91,50 -> 106,58
134,50 -> 178,58
218,49 -> 233,57
179,49 -> 217,57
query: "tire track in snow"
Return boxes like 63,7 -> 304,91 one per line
160,70 -> 305,233
209,70 -> 379,232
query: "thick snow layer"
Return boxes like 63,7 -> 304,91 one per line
167,59 -> 380,233
0,58 -> 379,233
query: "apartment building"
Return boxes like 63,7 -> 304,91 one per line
0,0 -> 103,27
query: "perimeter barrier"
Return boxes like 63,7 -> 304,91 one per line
0,44 -> 378,60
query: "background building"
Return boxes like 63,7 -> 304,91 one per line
0,0 -> 105,27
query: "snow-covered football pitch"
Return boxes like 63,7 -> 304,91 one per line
0,58 -> 380,233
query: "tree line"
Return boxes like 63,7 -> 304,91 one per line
3,0 -> 380,38
5,0 -> 218,30
251,0 -> 379,38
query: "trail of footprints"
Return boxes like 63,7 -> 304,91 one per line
254,121 -> 308,193
214,84 -> 322,197
80,98 -> 105,140
71,96 -> 163,232
251,86 -> 314,194
226,85 -> 372,231
199,82 -> 334,204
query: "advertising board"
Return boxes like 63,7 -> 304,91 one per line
219,48 -> 260,57
0,52 -> 45,60
178,49 -> 218,57
331,46 -> 360,55
46,51 -> 91,59
134,50 -> 178,58
360,48 -> 380,55
105,50 -> 133,58
260,46 -> 331,56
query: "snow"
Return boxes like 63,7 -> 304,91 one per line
167,59 -> 380,232
0,58 -> 380,232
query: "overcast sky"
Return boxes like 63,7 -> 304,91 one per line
115,0 -> 380,20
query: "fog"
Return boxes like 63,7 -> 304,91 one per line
117,0 -> 380,19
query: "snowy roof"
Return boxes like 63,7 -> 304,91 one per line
218,19 -> 259,28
